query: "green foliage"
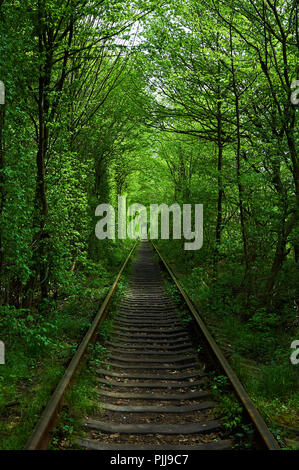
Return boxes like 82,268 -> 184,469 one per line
99,318 -> 115,343
88,343 -> 107,369
248,311 -> 281,332
0,0 -> 298,450
259,364 -> 299,400
219,396 -> 243,432
51,413 -> 79,449
0,306 -> 58,354
212,375 -> 230,393
212,377 -> 254,447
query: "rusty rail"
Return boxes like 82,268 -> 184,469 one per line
152,242 -> 280,450
25,242 -> 137,450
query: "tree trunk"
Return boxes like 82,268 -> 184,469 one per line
285,121 -> 299,264
214,97 -> 223,272
266,228 -> 287,295
0,98 -> 5,274
27,1 -> 52,304
229,25 -> 249,274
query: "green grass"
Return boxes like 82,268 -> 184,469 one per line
0,357 -> 65,449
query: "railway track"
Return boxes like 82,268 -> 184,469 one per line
25,241 -> 280,451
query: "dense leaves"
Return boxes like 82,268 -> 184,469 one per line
0,0 -> 298,448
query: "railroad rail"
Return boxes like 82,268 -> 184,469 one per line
25,240 -> 280,450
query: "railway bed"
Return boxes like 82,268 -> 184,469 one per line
25,241 -> 280,451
